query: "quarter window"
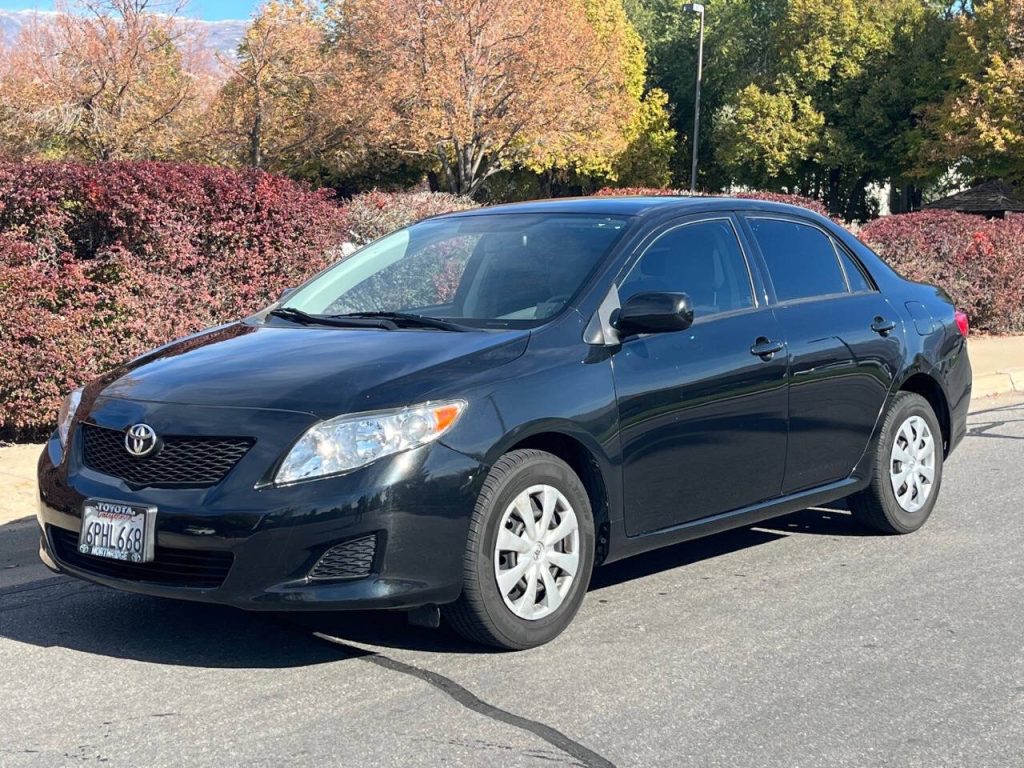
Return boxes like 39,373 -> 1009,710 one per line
835,243 -> 873,293
748,219 -> 847,302
619,219 -> 754,318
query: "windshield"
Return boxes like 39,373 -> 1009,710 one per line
280,213 -> 630,329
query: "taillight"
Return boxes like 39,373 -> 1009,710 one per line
954,310 -> 969,337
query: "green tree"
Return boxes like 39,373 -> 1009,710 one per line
758,0 -> 953,216
630,0 -> 960,217
715,85 -> 823,190
625,0 -> 789,189
843,3 -> 953,210
614,88 -> 676,187
925,0 -> 1024,183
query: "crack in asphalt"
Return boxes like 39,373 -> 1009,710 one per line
314,632 -> 617,768
0,577 -> 64,598
2,577 -> 616,767
0,578 -> 92,612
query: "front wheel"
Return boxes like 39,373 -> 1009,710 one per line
444,449 -> 595,650
849,392 -> 944,534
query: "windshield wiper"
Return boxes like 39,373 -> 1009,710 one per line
332,311 -> 470,332
269,307 -> 397,329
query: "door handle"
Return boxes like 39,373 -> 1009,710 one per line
871,316 -> 896,336
750,337 -> 785,361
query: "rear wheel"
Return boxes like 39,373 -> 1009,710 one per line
849,392 -> 944,534
444,449 -> 594,650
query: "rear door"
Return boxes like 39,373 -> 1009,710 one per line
614,215 -> 789,536
742,215 -> 905,494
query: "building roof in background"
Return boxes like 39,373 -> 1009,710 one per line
925,180 -> 1024,215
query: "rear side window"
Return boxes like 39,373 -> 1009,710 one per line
748,218 -> 847,302
835,242 -> 873,292
619,219 -> 754,318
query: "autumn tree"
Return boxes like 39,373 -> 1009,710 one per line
207,0 -> 373,174
0,0 -> 213,161
333,0 -> 629,195
925,0 -> 1024,183
0,39 -> 29,159
523,0 -> 675,190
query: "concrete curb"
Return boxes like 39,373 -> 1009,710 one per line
967,335 -> 1024,399
972,367 -> 1024,399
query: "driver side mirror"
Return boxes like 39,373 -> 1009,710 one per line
613,292 -> 694,336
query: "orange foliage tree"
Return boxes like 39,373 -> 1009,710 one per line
0,0 -> 215,161
208,0 -> 374,174
333,0 -> 625,195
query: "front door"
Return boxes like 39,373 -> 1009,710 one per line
614,216 -> 790,537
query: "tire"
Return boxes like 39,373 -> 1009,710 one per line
444,449 -> 595,650
849,392 -> 944,534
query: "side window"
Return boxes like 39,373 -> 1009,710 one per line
748,218 -> 847,302
619,219 -> 754,318
834,241 -> 873,293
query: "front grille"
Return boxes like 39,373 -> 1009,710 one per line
50,526 -> 233,589
81,424 -> 253,488
308,534 -> 377,580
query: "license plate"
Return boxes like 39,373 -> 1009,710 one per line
79,499 -> 156,563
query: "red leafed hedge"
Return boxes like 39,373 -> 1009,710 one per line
10,163 -> 1020,442
0,162 -> 350,441
860,211 -> 1024,335
593,186 -> 830,217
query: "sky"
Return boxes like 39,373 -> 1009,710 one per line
0,0 -> 258,21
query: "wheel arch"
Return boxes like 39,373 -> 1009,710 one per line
897,371 -> 952,455
504,430 -> 613,566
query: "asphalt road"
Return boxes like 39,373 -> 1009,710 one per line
2,398 -> 1022,768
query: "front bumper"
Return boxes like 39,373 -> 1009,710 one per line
37,408 -> 487,611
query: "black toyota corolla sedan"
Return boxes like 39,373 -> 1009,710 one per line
37,196 -> 972,649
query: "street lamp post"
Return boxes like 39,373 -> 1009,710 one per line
683,3 -> 705,193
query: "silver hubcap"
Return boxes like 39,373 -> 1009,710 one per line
889,415 -> 936,513
494,484 -> 580,621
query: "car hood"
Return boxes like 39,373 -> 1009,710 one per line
88,321 -> 530,417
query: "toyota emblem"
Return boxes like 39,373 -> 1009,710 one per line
125,423 -> 158,457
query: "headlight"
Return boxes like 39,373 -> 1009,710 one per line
275,399 -> 467,485
57,387 -> 83,447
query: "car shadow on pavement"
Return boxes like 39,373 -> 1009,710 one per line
0,576 -> 373,667
1,504 -> 869,662
754,505 -> 874,537
589,504 -> 867,591
965,401 -> 1024,441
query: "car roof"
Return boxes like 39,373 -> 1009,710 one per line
434,195 -> 827,221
